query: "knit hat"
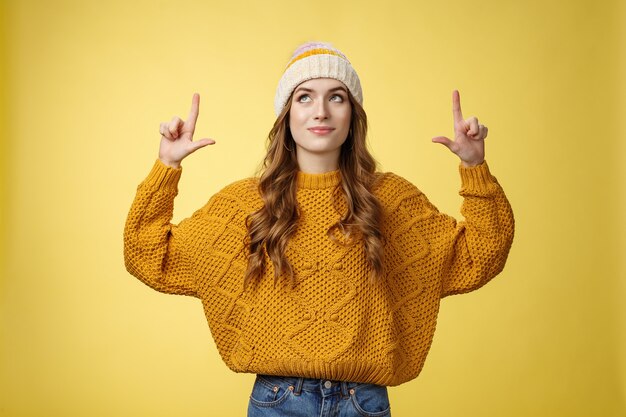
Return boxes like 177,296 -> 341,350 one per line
274,41 -> 363,116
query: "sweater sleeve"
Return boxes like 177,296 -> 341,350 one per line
389,161 -> 515,298
433,161 -> 515,297
123,159 -> 210,297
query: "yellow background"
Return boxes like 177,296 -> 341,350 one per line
1,0 -> 624,415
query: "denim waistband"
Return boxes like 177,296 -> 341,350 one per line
256,374 -> 370,398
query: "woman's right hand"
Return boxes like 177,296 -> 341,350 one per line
158,93 -> 215,168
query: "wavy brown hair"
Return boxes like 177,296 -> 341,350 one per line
244,89 -> 383,288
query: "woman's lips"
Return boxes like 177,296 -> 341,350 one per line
308,127 -> 335,135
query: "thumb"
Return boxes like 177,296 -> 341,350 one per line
189,138 -> 216,153
431,136 -> 453,149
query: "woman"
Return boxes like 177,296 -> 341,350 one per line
123,41 -> 514,417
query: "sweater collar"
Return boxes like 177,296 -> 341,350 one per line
296,169 -> 341,189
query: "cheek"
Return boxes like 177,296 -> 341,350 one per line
289,109 -> 306,129
288,112 -> 307,141
340,111 -> 352,131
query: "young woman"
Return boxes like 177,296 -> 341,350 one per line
124,41 -> 514,417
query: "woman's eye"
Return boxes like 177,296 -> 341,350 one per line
297,94 -> 344,103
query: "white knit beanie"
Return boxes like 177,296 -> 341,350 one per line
274,41 -> 363,116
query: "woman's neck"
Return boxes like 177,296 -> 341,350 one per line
296,150 -> 340,173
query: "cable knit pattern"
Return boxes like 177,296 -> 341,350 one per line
123,159 -> 514,386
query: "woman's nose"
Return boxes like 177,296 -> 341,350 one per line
314,101 -> 329,119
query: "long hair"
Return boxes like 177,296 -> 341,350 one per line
244,90 -> 384,288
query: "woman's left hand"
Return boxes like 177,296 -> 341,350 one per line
432,90 -> 487,167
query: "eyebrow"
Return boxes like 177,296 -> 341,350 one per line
294,86 -> 348,94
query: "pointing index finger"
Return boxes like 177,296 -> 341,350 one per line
452,90 -> 463,124
185,93 -> 200,131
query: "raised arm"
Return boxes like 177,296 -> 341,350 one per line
429,90 -> 514,296
123,94 -> 216,296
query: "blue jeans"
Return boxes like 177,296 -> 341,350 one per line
247,374 -> 391,417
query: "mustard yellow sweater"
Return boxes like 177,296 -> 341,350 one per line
123,159 -> 514,386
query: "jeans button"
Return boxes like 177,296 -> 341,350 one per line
324,380 -> 332,389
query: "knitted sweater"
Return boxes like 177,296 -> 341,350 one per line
123,159 -> 514,386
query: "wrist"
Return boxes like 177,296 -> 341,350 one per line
159,157 -> 181,169
461,159 -> 484,168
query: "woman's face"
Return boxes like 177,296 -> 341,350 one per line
288,78 -> 352,171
